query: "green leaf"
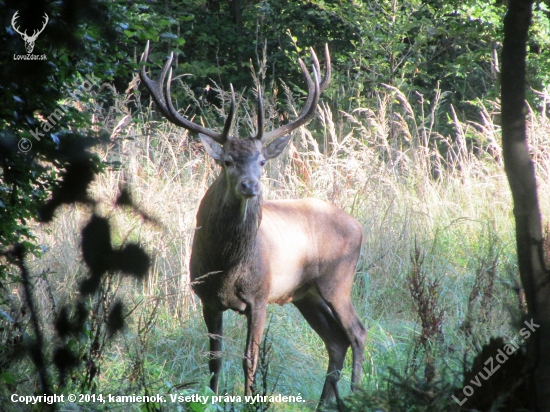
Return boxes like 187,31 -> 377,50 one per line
0,372 -> 16,385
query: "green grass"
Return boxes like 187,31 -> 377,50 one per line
9,85 -> 550,411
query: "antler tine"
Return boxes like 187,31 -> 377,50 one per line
311,66 -> 321,110
11,11 -> 25,37
261,47 -> 325,143
140,41 -> 226,143
321,43 -> 331,92
254,84 -> 264,141
311,45 -> 331,92
165,67 -> 226,144
34,13 -> 48,37
311,48 -> 322,86
140,42 -> 180,125
221,84 -> 236,140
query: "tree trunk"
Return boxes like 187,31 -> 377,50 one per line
231,0 -> 243,34
501,0 -> 550,409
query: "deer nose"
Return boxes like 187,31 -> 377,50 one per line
239,179 -> 259,197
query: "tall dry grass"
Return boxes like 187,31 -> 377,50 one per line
24,76 -> 550,409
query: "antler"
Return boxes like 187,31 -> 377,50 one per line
140,41 -> 235,144
11,12 -> 49,41
30,13 -> 49,41
254,84 -> 264,141
140,41 -> 330,145
11,11 -> 26,39
260,44 -> 331,143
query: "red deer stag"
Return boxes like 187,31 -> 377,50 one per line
140,41 -> 366,408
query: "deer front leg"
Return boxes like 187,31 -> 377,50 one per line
243,302 -> 267,395
203,305 -> 223,394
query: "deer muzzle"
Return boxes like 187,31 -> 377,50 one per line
238,178 -> 260,198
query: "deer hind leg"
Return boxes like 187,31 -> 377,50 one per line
203,305 -> 224,394
316,283 -> 367,393
293,295 -> 350,407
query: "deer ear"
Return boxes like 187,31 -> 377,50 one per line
199,133 -> 223,161
263,135 -> 291,160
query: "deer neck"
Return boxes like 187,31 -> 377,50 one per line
196,175 -> 262,268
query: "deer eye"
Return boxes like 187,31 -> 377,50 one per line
224,156 -> 234,167
259,159 -> 266,167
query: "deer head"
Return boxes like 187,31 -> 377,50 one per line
12,11 -> 49,54
140,42 -> 329,219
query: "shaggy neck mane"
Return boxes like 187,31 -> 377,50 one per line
195,173 -> 262,271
